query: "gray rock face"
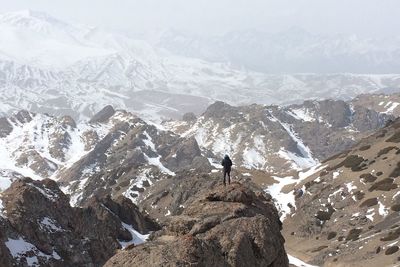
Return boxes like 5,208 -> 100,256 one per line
89,105 -> 116,123
13,110 -> 33,124
105,180 -> 288,267
182,112 -> 197,122
0,178 -> 159,267
0,117 -> 12,137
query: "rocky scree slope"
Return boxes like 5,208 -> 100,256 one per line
282,118 -> 400,266
352,93 -> 400,117
105,179 -> 288,267
0,106 -> 211,206
165,100 -> 392,176
0,177 -> 158,267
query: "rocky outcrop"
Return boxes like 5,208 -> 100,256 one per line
0,117 -> 13,137
182,112 -> 197,122
89,105 -> 116,123
105,180 -> 288,267
0,178 -> 159,267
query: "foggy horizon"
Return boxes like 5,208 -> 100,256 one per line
0,0 -> 399,38
0,0 -> 399,121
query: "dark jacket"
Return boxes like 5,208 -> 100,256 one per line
221,156 -> 232,171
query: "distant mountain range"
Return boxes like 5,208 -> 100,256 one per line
0,10 -> 399,123
156,28 -> 400,74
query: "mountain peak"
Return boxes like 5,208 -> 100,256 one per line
0,9 -> 68,29
0,9 -> 86,44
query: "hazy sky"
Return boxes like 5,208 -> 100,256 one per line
0,0 -> 399,37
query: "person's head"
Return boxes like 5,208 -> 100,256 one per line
224,154 -> 230,159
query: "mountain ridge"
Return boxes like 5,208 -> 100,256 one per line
0,10 -> 399,122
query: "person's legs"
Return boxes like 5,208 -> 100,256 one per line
223,170 -> 227,186
227,171 -> 231,184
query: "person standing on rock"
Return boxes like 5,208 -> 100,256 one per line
221,155 -> 233,186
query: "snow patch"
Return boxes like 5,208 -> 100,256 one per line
366,208 -> 375,221
332,171 -> 341,179
288,108 -> 315,122
298,164 -> 327,180
378,201 -> 388,217
145,155 -> 175,176
5,237 -> 61,265
272,115 -> 318,169
288,254 -> 319,267
143,131 -> 156,151
119,222 -> 149,249
123,169 -> 154,204
39,217 -> 63,233
243,148 -> 265,169
266,176 -> 297,220
0,199 -> 5,218
344,182 -> 357,193
384,102 -> 400,114
267,164 -> 327,220
28,183 -> 58,202
0,176 -> 12,191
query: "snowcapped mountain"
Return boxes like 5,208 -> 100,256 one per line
164,99 -> 392,176
0,10 -> 400,123
0,106 -> 212,206
0,97 -> 391,208
157,28 -> 400,74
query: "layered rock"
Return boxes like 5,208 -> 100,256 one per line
0,178 -> 159,267
105,178 -> 288,267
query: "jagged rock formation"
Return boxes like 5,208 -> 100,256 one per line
165,100 -> 392,175
0,108 -> 211,206
105,179 -> 288,267
281,118 -> 400,266
0,178 -> 159,266
89,105 -> 116,124
58,110 -> 211,206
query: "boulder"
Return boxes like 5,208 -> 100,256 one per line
105,182 -> 288,267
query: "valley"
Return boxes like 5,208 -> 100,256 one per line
0,6 -> 400,267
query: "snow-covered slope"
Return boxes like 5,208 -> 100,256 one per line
0,107 -> 212,206
0,10 -> 399,122
165,100 -> 392,176
0,109 -> 112,184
